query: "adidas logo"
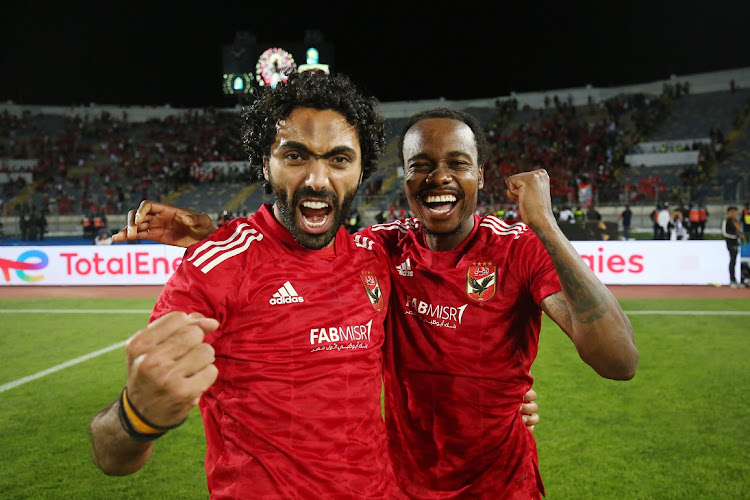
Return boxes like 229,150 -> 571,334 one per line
269,281 -> 305,305
396,258 -> 413,277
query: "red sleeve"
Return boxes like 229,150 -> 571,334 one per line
522,231 -> 562,304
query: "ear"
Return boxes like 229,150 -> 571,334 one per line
358,169 -> 364,187
477,163 -> 485,190
262,157 -> 270,182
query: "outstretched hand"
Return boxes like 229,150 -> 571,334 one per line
112,200 -> 216,248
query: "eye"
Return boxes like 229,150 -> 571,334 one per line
408,162 -> 431,173
449,160 -> 472,170
284,152 -> 307,164
331,155 -> 351,164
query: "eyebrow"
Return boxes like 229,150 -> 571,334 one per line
279,141 -> 358,159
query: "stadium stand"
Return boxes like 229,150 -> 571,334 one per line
2,67 -> 749,240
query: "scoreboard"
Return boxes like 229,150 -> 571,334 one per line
221,30 -> 334,95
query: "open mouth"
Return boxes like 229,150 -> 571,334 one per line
423,193 -> 458,215
299,200 -> 333,232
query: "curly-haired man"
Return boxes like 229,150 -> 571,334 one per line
89,72 -> 395,498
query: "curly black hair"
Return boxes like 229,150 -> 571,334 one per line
241,71 -> 386,194
396,107 -> 491,166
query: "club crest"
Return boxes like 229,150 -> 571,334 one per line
466,262 -> 497,302
360,270 -> 384,312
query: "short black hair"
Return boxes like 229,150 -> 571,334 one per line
397,107 -> 491,166
241,71 -> 386,193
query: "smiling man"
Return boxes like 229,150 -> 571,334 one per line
360,108 -> 638,499
89,72 -> 395,498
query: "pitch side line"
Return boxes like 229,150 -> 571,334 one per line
0,340 -> 127,393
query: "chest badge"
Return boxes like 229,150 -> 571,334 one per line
466,262 -> 497,302
360,270 -> 384,312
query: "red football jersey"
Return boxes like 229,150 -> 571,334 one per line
152,205 -> 392,499
361,214 -> 562,499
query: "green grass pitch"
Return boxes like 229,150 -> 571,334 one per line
1,296 -> 748,499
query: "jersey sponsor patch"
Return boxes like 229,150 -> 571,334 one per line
360,270 -> 384,312
310,319 -> 372,353
404,295 -> 468,330
466,262 -> 497,302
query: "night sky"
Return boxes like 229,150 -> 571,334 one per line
2,1 -> 749,108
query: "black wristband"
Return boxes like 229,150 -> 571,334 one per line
117,387 -> 187,442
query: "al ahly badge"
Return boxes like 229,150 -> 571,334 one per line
466,262 -> 497,302
360,270 -> 384,311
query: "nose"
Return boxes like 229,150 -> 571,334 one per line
304,159 -> 331,191
427,164 -> 452,185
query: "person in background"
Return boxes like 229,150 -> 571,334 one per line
619,204 -> 633,240
721,206 -> 746,288
656,203 -> 671,240
94,228 -> 113,245
742,202 -> 750,241
668,209 -> 688,240
558,205 -> 574,223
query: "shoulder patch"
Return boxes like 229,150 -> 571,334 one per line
353,234 -> 375,251
370,218 -> 421,235
479,215 -> 529,240
187,222 -> 264,274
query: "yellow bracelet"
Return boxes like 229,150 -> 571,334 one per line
121,388 -> 166,436
117,387 -> 187,441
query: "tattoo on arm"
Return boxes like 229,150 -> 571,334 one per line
537,232 -> 610,325
546,293 -> 572,331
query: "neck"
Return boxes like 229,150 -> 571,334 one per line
423,215 -> 475,252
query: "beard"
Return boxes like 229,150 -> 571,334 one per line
271,178 -> 358,250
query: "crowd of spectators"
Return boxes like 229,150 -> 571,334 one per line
1,80 -> 747,223
476,92 -> 670,211
0,107 -> 250,217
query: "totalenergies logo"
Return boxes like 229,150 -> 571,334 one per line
0,250 -> 49,282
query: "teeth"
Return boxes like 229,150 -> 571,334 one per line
424,194 -> 457,203
429,206 -> 451,214
301,201 -> 330,209
303,215 -> 328,227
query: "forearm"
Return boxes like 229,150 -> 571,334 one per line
535,221 -> 638,379
89,399 -> 154,476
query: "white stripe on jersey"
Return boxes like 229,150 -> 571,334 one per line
188,223 -> 254,263
190,225 -> 257,267
188,223 -> 264,274
370,219 -> 420,234
480,216 -> 528,239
